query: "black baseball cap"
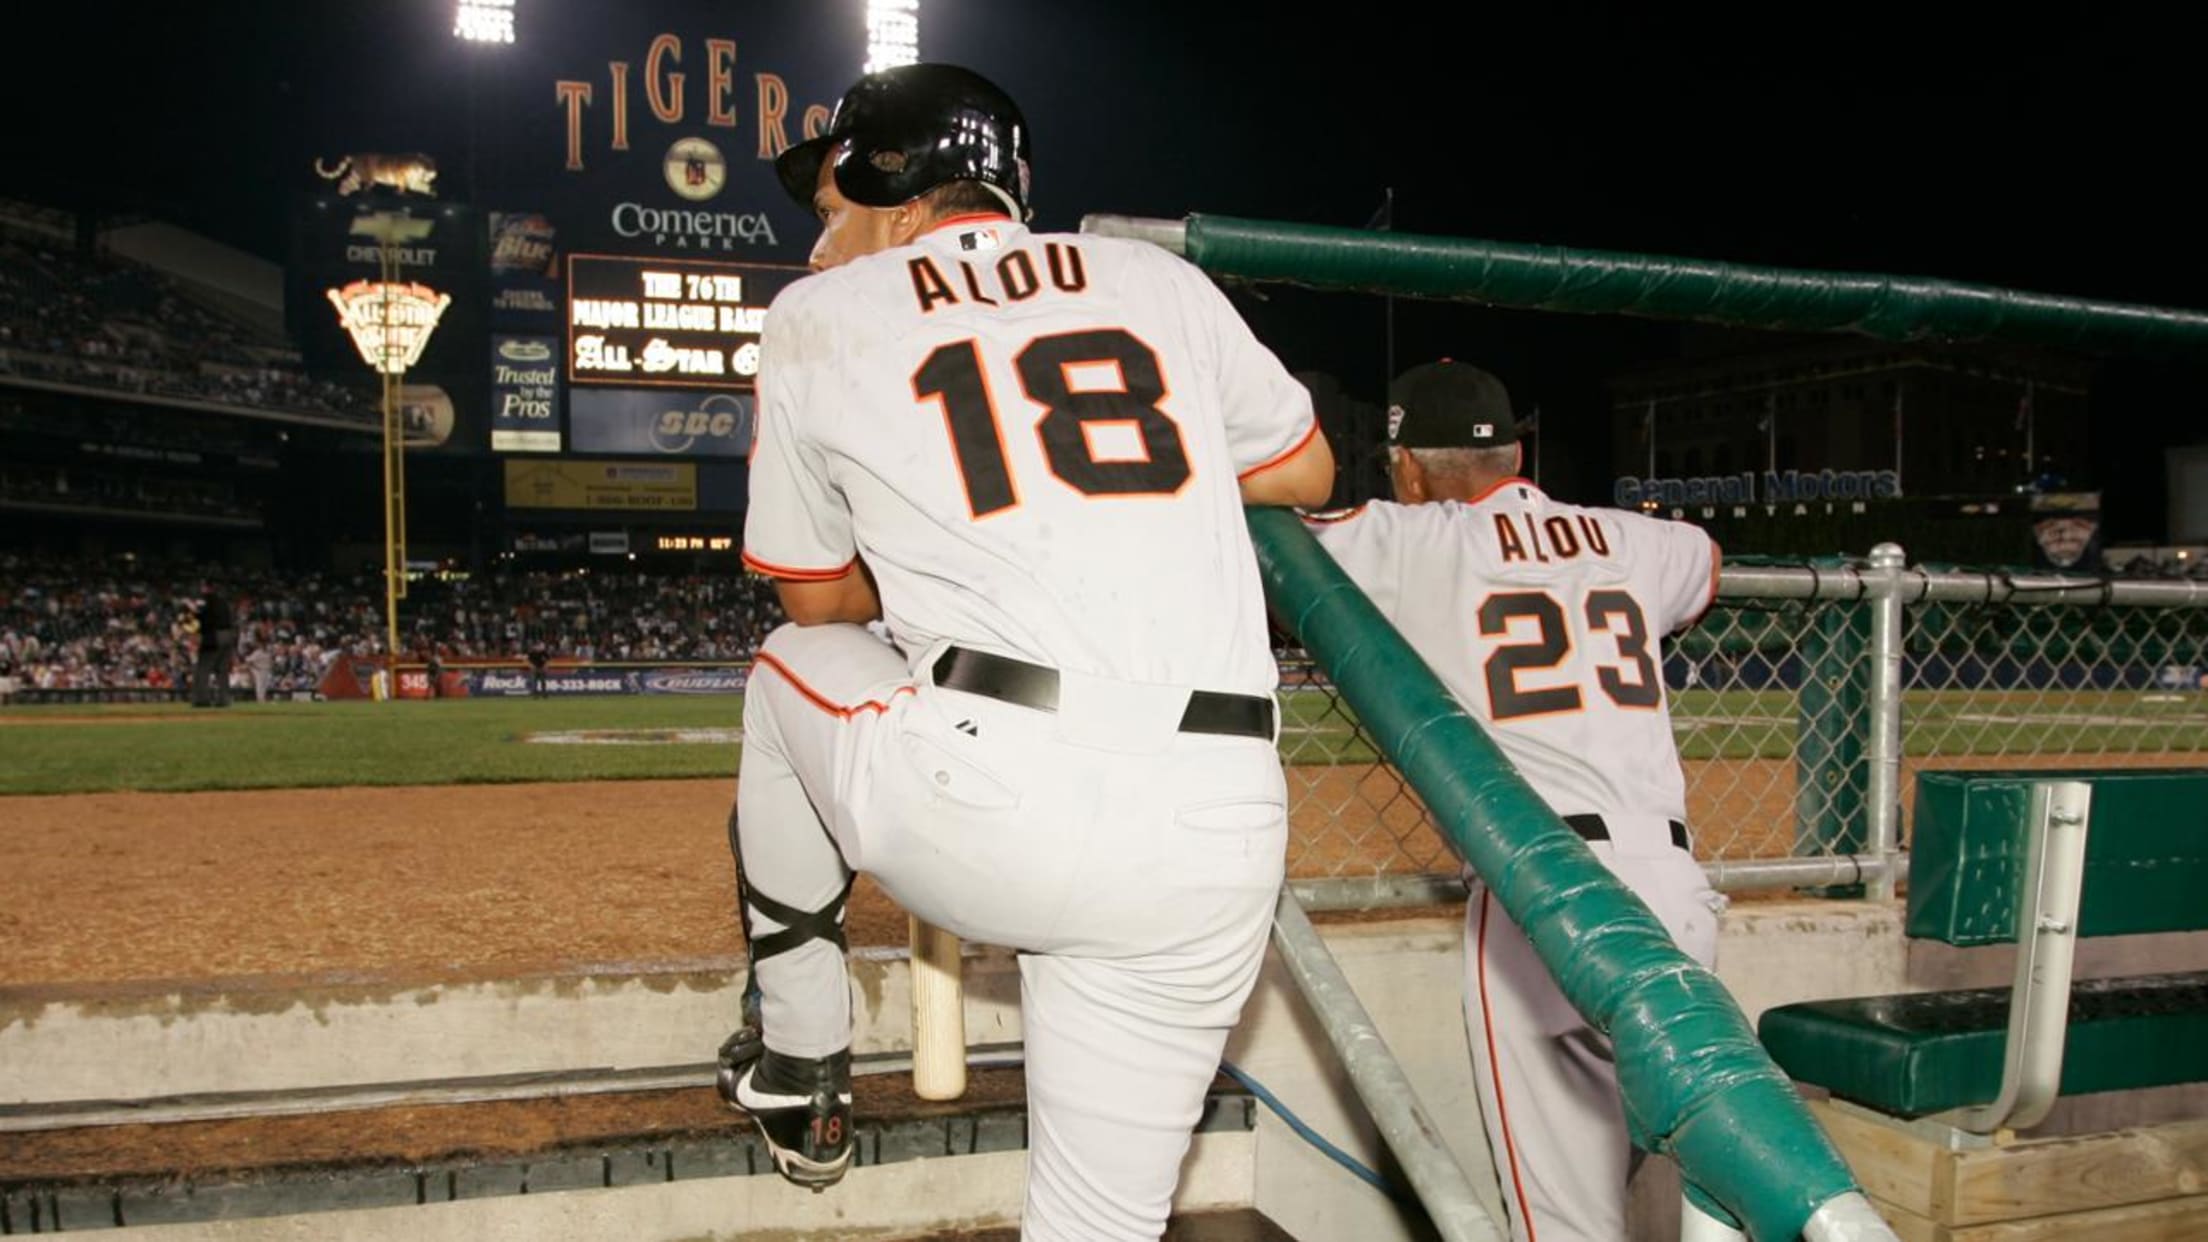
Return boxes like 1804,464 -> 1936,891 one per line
1388,361 -> 1522,448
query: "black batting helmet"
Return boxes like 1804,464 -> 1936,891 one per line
774,63 -> 1032,221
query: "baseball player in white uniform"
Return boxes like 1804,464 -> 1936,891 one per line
718,64 -> 1335,1240
1307,361 -> 1726,1242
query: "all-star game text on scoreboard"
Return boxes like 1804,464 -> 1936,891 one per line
565,254 -> 806,389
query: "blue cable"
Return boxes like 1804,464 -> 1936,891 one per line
1218,1059 -> 1410,1203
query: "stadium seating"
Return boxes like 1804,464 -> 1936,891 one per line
0,561 -> 787,697
0,231 -> 373,424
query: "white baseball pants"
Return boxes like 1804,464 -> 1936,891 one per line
734,621 -> 1287,1240
1464,830 -> 1725,1242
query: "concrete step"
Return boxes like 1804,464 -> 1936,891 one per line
0,1069 -> 1261,1238
1,916 -> 1499,1242
0,946 -> 1024,1107
922,1210 -> 1295,1241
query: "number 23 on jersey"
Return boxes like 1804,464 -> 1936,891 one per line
1480,589 -> 1663,721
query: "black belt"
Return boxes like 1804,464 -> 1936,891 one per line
930,646 -> 1274,741
1564,813 -> 1690,853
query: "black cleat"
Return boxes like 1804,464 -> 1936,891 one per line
717,1031 -> 854,1192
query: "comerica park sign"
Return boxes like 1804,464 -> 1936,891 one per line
1615,469 -> 1902,509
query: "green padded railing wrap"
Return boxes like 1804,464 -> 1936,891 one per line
1185,215 -> 2208,356
1249,507 -> 1857,1240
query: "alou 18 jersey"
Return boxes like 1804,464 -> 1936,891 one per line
743,217 -> 1316,695
1308,480 -> 1718,822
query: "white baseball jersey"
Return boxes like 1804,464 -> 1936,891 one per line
743,216 -> 1316,695
1308,480 -> 1718,824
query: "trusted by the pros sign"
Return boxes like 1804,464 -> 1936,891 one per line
490,335 -> 562,452
1615,469 -> 1902,509
566,254 -> 805,388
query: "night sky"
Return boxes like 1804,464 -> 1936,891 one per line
7,2 -> 2202,537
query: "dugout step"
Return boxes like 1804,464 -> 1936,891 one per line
0,1068 -> 1259,1235
922,1210 -> 1298,1240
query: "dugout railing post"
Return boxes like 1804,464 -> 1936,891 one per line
1863,543 -> 1909,902
1270,890 -> 1508,1242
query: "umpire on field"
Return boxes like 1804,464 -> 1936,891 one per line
190,584 -> 238,709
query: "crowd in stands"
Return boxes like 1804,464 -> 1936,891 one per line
0,232 -> 373,423
2111,552 -> 2208,581
0,558 -> 378,696
0,463 -> 259,523
0,392 -> 279,524
0,558 -> 788,698
403,571 -> 784,664
0,392 -> 280,459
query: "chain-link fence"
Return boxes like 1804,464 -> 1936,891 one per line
1278,552 -> 2208,902
1897,581 -> 2208,825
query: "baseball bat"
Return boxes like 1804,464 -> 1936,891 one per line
908,913 -> 967,1100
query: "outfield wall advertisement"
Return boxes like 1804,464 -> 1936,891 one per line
350,663 -> 756,700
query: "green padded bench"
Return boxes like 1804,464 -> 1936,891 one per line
1760,769 -> 2208,1133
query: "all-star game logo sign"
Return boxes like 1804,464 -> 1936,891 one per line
325,280 -> 455,374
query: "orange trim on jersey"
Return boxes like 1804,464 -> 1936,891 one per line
1586,591 -> 1664,712
1063,354 -> 1130,396
1466,474 -> 1538,507
1034,325 -> 1196,503
1480,591 -> 1586,721
753,651 -> 915,720
924,212 -> 1014,237
741,551 -> 860,582
1478,893 -> 1541,1241
1299,503 -> 1368,525
914,336 -> 1023,520
1078,416 -> 1153,465
1236,418 -> 1321,481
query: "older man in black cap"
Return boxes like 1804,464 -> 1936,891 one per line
1306,360 -> 1728,1242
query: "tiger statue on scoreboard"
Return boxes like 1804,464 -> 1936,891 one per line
314,153 -> 439,198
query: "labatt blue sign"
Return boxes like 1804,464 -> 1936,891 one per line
1615,469 -> 1902,508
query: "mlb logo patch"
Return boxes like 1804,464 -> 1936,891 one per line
1386,403 -> 1407,441
959,229 -> 1003,253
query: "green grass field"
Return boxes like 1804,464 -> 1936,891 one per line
4,687 -> 2205,796
0,698 -> 747,795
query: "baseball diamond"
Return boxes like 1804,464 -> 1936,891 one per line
7,688 -> 2207,984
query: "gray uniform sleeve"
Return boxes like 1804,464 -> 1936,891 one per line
740,289 -> 858,581
1307,505 -> 1407,616
1651,520 -> 1720,634
1171,259 -> 1316,477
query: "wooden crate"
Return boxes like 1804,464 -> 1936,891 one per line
1812,1100 -> 2208,1241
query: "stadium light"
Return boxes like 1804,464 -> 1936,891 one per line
454,0 -> 516,44
864,0 -> 919,73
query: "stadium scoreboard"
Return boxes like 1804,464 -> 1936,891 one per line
565,254 -> 804,388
